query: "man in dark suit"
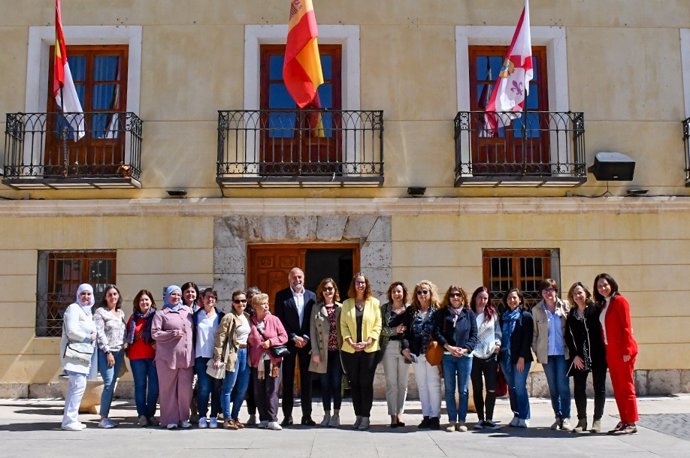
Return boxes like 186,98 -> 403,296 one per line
274,267 -> 317,426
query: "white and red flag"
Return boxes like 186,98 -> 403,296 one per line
484,0 -> 533,134
54,0 -> 84,141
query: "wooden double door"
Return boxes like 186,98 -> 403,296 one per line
247,243 -> 359,311
246,243 -> 359,395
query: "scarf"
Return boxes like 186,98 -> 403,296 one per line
76,283 -> 95,308
126,307 -> 156,345
501,307 -> 521,351
163,285 -> 183,311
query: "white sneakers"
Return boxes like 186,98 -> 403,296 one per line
61,422 -> 86,431
267,421 -> 282,430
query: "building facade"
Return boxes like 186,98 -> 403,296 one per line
1,0 -> 689,397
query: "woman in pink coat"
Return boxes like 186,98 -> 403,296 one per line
247,293 -> 288,431
151,285 -> 195,429
593,273 -> 638,435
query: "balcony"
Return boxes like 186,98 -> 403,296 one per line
217,109 -> 384,187
454,111 -> 586,187
683,118 -> 690,187
3,112 -> 142,189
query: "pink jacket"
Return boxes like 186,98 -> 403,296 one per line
151,306 -> 194,370
248,313 -> 288,367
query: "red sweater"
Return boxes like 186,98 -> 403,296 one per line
126,316 -> 156,360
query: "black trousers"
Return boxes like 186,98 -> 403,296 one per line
341,351 -> 377,417
281,346 -> 312,418
572,363 -> 607,420
470,354 -> 498,421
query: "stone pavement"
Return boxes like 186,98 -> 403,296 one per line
0,395 -> 688,457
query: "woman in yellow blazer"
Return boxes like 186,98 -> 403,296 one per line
340,273 -> 381,430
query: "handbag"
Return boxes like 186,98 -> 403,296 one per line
270,345 -> 290,358
206,358 -> 226,379
64,342 -> 94,364
425,339 -> 443,366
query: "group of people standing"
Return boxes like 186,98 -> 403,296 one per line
60,269 -> 639,436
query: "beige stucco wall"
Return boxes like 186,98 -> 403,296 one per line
0,1 -> 689,390
392,212 -> 690,371
0,216 -> 214,384
0,1 -> 688,200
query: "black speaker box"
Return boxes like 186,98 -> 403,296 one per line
588,152 -> 635,181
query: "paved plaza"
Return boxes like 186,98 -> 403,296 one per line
0,395 -> 688,457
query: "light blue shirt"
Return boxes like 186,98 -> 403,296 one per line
544,305 -> 564,356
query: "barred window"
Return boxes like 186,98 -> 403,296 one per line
36,250 -> 116,337
482,248 -> 560,312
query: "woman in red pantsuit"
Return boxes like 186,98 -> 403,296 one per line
593,273 -> 638,435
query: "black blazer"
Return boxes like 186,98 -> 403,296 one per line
274,287 -> 317,348
501,309 -> 534,365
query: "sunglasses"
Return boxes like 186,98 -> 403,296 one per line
233,299 -> 247,304
450,293 -> 462,298
416,290 -> 429,295
355,281 -> 366,286
324,287 -> 334,291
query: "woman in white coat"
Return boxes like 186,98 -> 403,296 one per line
60,283 -> 97,431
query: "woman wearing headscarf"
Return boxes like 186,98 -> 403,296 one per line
94,285 -> 127,429
151,285 -> 195,429
125,289 -> 159,427
60,283 -> 97,431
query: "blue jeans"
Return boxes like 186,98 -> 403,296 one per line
321,350 -> 343,411
442,353 -> 473,422
98,349 -> 125,418
130,358 -> 159,418
195,357 -> 221,418
500,353 -> 531,420
221,348 -> 251,419
542,355 -> 571,419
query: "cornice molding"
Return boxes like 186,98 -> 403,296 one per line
1,197 -> 690,218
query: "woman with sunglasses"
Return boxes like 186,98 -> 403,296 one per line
340,273 -> 381,430
402,280 -> 442,430
565,282 -> 607,433
309,278 -> 343,427
214,290 -> 251,429
435,285 -> 477,432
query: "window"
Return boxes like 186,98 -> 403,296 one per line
468,45 -> 549,173
45,45 -> 128,176
36,250 -> 116,337
259,44 -> 342,175
482,248 -> 560,311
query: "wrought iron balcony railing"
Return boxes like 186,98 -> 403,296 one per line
217,109 -> 384,187
683,118 -> 690,186
3,111 -> 143,189
454,111 -> 586,186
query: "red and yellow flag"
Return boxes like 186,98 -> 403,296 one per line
54,0 -> 85,140
283,0 -> 324,109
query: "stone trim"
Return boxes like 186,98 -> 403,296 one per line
2,196 -> 690,218
213,215 -> 392,303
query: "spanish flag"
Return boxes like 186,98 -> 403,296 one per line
283,0 -> 324,109
54,0 -> 85,141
